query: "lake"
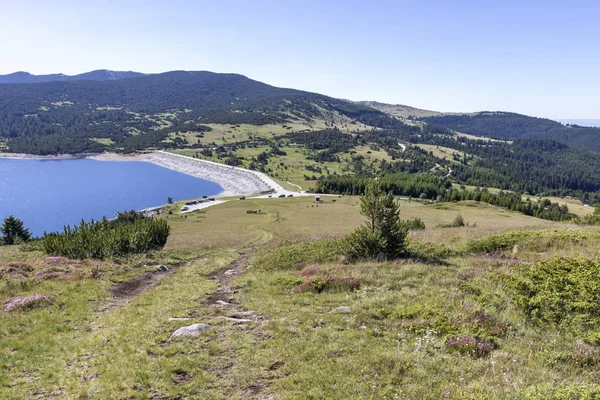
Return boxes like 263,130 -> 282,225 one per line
0,158 -> 223,237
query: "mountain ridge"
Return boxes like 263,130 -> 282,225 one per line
0,69 -> 145,84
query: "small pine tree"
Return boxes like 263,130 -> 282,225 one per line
1,216 -> 31,245
344,181 -> 407,261
452,213 -> 466,227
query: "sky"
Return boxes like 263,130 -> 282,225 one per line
1,0 -> 599,119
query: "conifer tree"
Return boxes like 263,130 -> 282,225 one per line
1,216 -> 31,245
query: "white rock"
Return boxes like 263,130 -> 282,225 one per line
169,317 -> 191,321
329,306 -> 351,313
231,311 -> 255,317
221,317 -> 253,323
172,324 -> 212,337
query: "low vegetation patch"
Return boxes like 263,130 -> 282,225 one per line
253,239 -> 341,271
43,212 -> 170,259
399,217 -> 426,230
445,335 -> 495,357
465,229 -> 599,253
503,257 -> 600,335
3,294 -> 51,313
295,274 -> 361,293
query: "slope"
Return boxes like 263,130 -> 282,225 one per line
0,71 -> 401,154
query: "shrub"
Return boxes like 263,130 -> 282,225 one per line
445,335 -> 494,357
254,240 -> 342,271
503,257 -> 600,333
438,213 -> 466,228
465,230 -> 596,254
399,217 -> 425,231
43,216 -> 170,260
554,343 -> 600,367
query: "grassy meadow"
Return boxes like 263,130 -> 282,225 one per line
2,195 -> 600,398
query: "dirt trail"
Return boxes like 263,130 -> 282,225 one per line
206,250 -> 253,309
206,250 -> 272,398
100,257 -> 204,312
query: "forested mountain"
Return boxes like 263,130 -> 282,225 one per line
421,112 -> 600,152
0,71 -> 401,154
0,70 -> 144,84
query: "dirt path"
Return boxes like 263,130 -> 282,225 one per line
205,250 -> 272,398
206,250 -> 256,313
99,257 -> 204,312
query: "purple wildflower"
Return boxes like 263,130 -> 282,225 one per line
446,335 -> 494,357
3,294 -> 51,313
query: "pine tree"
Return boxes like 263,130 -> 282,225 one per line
1,216 -> 31,245
344,181 -> 407,261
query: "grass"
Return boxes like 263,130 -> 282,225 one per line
416,143 -> 464,163
2,195 -> 598,398
90,137 -> 115,145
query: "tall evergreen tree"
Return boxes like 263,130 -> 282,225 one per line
1,216 -> 31,245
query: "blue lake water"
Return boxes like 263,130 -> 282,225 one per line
0,158 -> 223,237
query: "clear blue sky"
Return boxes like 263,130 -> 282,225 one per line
2,0 -> 599,119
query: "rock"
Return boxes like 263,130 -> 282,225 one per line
154,265 -> 169,272
231,311 -> 255,317
329,306 -> 351,313
215,300 -> 231,306
169,317 -> 191,321
221,317 -> 253,323
224,269 -> 237,275
172,323 -> 212,337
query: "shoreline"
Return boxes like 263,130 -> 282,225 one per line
1,150 -> 297,198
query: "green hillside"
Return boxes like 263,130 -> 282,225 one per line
0,71 -> 400,154
421,112 -> 600,152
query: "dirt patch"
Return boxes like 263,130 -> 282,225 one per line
100,257 -> 204,312
172,370 -> 192,385
206,250 -> 252,306
110,270 -> 170,299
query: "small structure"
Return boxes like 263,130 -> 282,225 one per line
315,195 -> 321,202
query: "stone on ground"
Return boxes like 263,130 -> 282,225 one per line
172,323 -> 212,337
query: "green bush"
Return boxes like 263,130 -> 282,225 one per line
43,216 -> 170,259
438,213 -> 466,228
254,240 -> 342,271
399,217 -> 426,231
466,230 -> 596,253
503,257 -> 600,333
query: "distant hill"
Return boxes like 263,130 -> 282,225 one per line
557,119 -> 600,128
357,101 -> 441,118
420,112 -> 600,152
0,70 -> 145,84
0,70 -> 401,154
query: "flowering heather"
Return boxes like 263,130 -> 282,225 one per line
446,335 -> 494,357
43,256 -> 70,264
3,294 -> 51,313
452,310 -> 510,337
565,343 -> 600,367
35,265 -> 73,280
297,267 -> 320,277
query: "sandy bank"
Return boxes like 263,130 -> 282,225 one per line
0,152 -> 94,160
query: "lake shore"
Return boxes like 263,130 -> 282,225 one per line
0,152 -> 95,160
1,150 -> 291,197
